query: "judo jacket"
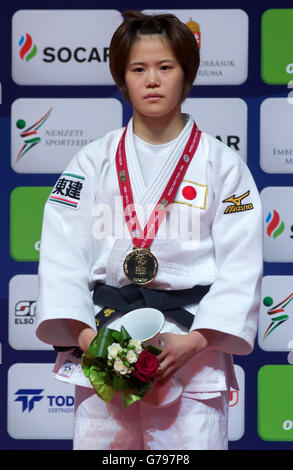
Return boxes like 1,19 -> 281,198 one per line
36,115 -> 263,395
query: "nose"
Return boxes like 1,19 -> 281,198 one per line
145,69 -> 160,88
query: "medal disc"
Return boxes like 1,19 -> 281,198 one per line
123,247 -> 158,285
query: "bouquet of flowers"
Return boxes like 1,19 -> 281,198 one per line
81,325 -> 161,407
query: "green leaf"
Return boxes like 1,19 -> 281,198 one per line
113,374 -> 125,391
81,355 -> 107,377
88,327 -> 117,358
111,330 -> 122,343
122,389 -> 143,407
144,344 -> 162,355
120,325 -> 132,345
88,366 -> 116,402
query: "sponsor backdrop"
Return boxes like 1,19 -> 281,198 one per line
0,0 -> 293,451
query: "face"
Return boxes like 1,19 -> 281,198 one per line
124,34 -> 184,120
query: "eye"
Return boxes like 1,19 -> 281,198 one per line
160,65 -> 172,71
133,66 -> 144,73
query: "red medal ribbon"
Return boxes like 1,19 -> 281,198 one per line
116,121 -> 201,249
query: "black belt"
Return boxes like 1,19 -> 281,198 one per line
54,282 -> 211,357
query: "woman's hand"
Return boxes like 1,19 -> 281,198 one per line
155,330 -> 211,383
66,319 -> 96,352
77,327 -> 97,352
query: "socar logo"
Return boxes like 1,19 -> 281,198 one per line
266,209 -> 285,239
19,33 -> 37,62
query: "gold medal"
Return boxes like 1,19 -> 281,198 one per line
123,247 -> 158,285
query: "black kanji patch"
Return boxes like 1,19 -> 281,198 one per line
48,172 -> 85,210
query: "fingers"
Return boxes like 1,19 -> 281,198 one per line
157,349 -> 168,362
159,332 -> 170,348
157,334 -> 174,359
156,354 -> 171,373
156,333 -> 176,380
156,355 -> 175,380
156,364 -> 174,383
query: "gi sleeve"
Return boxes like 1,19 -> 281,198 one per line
36,149 -> 97,347
191,150 -> 263,355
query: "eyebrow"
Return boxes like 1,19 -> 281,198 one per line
128,59 -> 177,66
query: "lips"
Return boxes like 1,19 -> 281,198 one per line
144,94 -> 163,101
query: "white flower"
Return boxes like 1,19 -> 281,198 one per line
107,343 -> 122,360
128,339 -> 142,354
113,358 -> 130,376
126,349 -> 138,364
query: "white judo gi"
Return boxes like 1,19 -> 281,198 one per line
36,114 -> 263,450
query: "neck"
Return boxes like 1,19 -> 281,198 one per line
132,107 -> 185,144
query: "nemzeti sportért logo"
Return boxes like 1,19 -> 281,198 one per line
15,108 -> 52,163
262,293 -> 293,340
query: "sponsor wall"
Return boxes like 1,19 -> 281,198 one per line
1,1 -> 293,450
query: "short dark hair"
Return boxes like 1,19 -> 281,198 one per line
109,10 -> 200,103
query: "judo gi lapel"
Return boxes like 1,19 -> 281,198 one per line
125,116 -> 194,226
124,118 -> 146,204
106,115 -> 196,287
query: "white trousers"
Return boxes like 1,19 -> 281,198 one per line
73,385 -> 229,450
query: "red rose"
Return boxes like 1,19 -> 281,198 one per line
132,349 -> 159,382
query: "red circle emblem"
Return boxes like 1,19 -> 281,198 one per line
182,185 -> 197,200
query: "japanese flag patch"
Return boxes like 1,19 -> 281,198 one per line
174,180 -> 208,209
48,172 -> 85,210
